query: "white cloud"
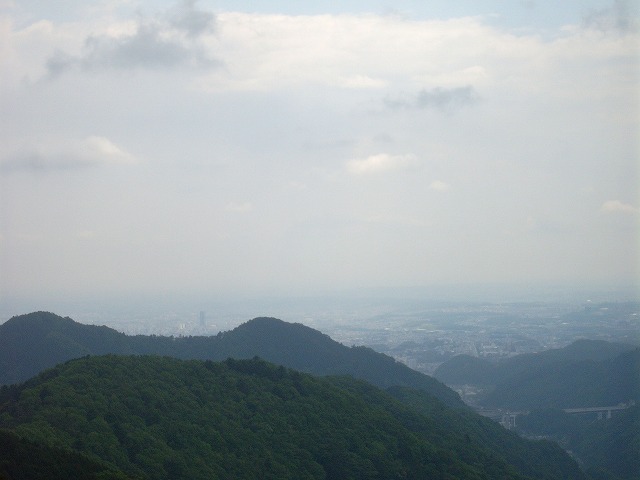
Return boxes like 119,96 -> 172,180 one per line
599,200 -> 638,214
346,153 -> 419,175
385,86 -> 479,111
332,74 -> 387,89
76,230 -> 97,240
3,2 -> 219,82
5,7 -> 638,100
225,201 -> 253,213
187,10 -> 639,109
364,214 -> 430,228
0,136 -> 138,173
82,136 -> 138,164
428,180 -> 451,192
196,13 -> 500,92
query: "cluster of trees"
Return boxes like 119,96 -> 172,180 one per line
0,355 -> 586,480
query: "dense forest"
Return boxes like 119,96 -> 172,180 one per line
0,428 -> 132,480
0,355 -> 585,480
0,312 -> 460,406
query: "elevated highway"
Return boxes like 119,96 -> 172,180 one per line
563,401 -> 635,420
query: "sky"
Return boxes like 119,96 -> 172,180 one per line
0,0 -> 639,307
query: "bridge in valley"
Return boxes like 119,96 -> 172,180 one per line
476,401 -> 635,429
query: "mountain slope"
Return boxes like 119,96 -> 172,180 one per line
386,386 -> 585,480
188,317 -> 462,406
0,428 -> 132,480
0,312 -> 461,407
0,355 -> 585,480
482,348 -> 640,409
0,312 -> 133,385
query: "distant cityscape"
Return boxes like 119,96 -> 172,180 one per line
315,301 -> 640,374
5,298 -> 636,377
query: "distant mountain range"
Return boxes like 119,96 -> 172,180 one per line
0,354 -> 585,480
434,339 -> 639,409
0,311 -> 461,407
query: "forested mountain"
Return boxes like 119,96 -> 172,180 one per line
433,340 -> 638,409
0,312 -> 460,407
0,428 -> 132,480
385,386 -> 587,480
0,355 -> 586,480
0,313 -> 133,385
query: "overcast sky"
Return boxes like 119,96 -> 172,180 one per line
0,0 -> 638,305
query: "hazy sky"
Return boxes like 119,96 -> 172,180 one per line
1,0 -> 638,303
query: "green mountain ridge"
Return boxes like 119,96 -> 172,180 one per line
0,355 -> 585,480
0,312 -> 460,407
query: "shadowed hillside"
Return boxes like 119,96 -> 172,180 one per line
0,428 -> 132,480
434,339 -> 638,408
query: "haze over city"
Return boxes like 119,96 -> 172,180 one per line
1,0 -> 638,312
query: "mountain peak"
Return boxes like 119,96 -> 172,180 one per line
3,311 -> 75,328
0,312 -> 462,407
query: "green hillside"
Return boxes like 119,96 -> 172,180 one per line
0,312 -> 461,407
386,386 -> 585,480
0,355 -> 585,480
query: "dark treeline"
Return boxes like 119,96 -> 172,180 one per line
0,428 -> 132,480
